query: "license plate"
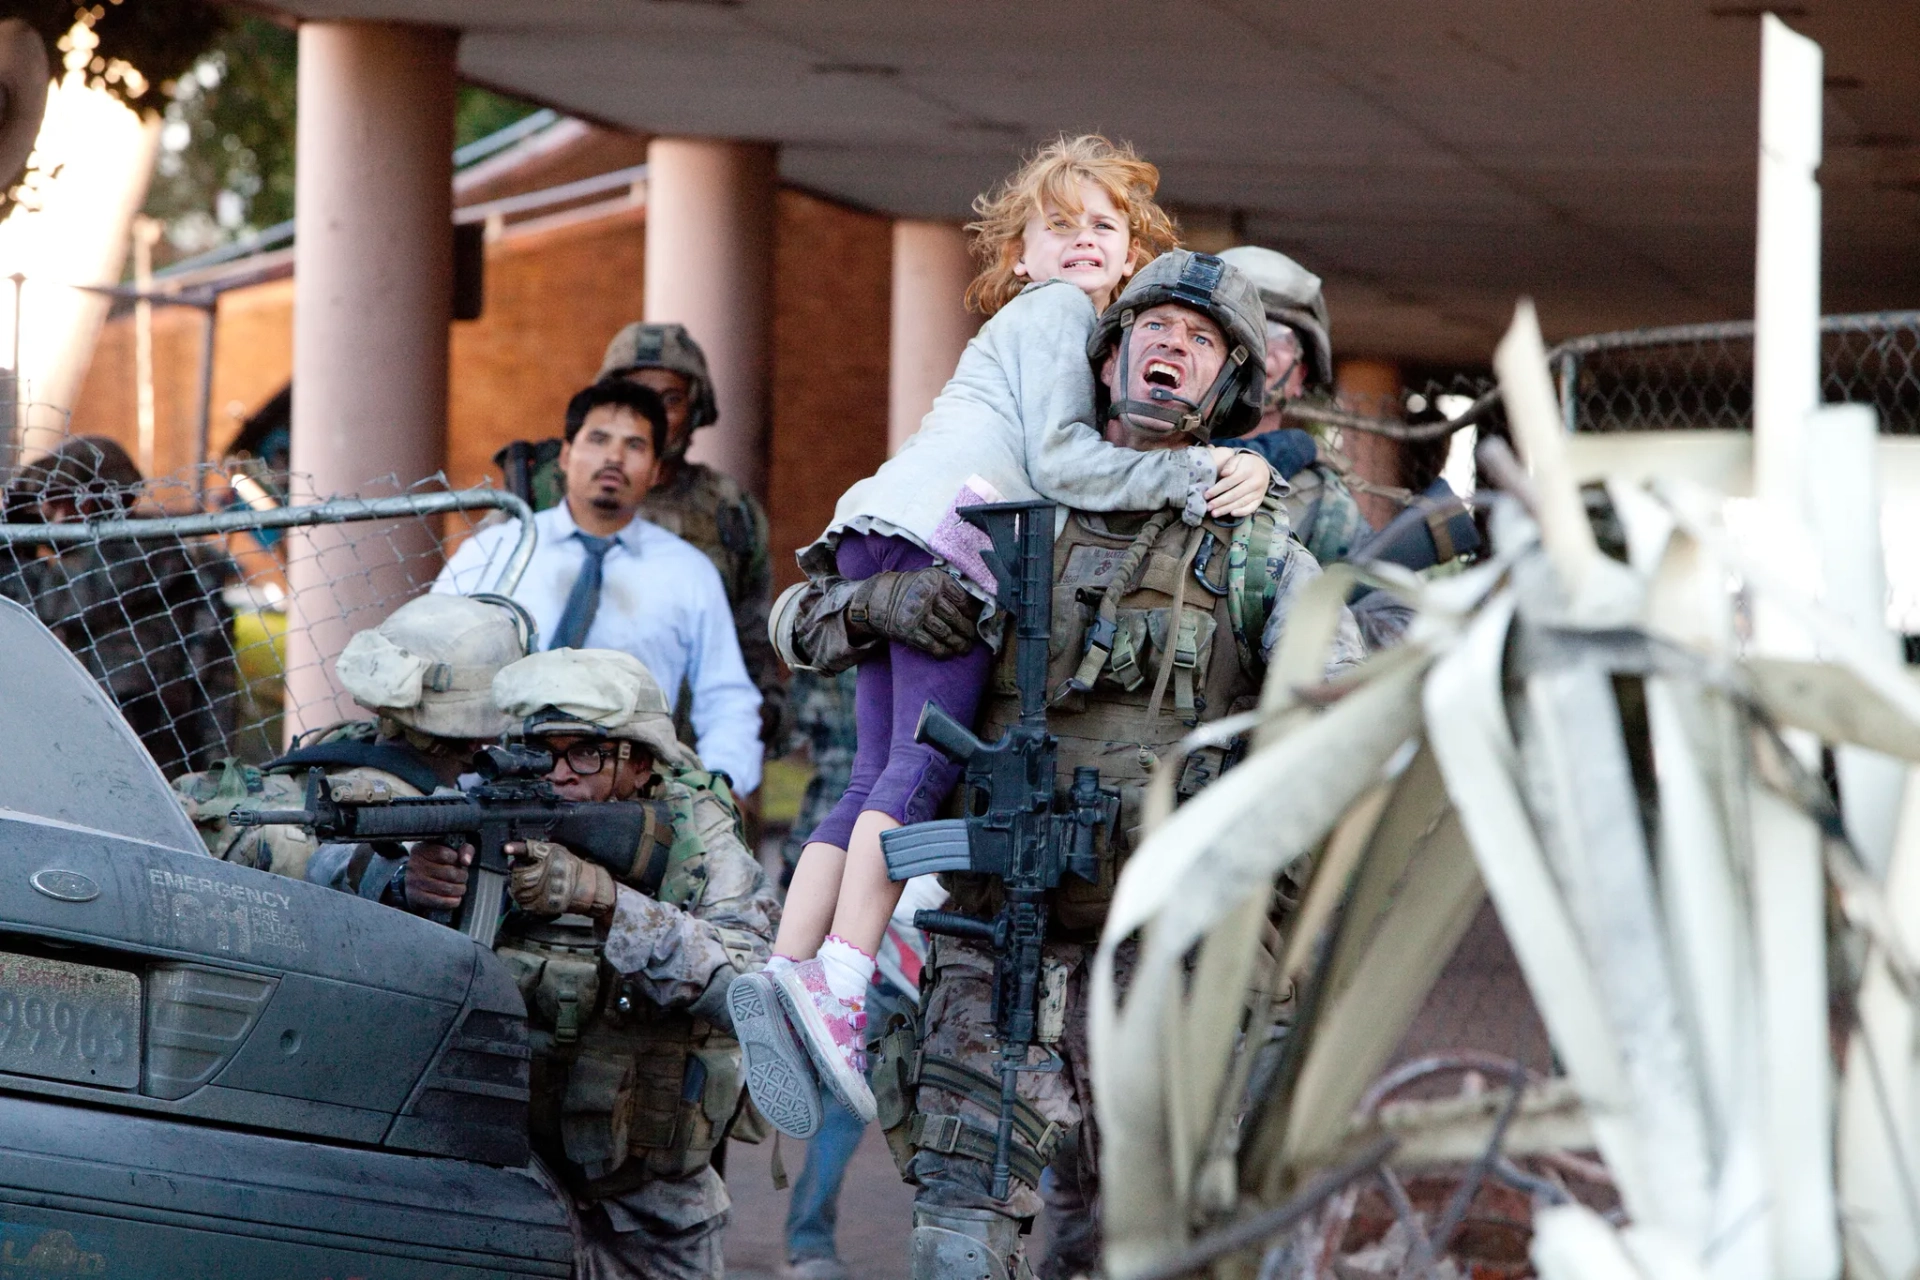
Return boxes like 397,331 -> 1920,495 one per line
0,953 -> 140,1090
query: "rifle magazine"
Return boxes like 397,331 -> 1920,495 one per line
881,820 -> 976,880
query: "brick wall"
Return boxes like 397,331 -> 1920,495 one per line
63,185 -> 897,593
766,188 -> 892,589
445,205 -> 648,490
65,277 -> 295,473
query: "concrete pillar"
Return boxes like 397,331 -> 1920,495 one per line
1335,358 -> 1404,530
644,138 -> 777,495
888,221 -> 978,453
285,22 -> 456,738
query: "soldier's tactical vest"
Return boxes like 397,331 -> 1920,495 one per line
949,505 -> 1277,938
1283,461 -> 1370,569
494,767 -> 750,1196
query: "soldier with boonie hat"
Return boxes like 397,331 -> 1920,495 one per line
174,592 -> 532,889
406,646 -> 779,1280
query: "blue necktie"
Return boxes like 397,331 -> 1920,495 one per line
549,533 -> 616,650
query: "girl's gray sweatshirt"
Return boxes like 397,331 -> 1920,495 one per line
813,280 -> 1216,572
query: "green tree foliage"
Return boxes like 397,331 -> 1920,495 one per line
144,27 -> 541,262
9,1 -> 544,250
145,16 -> 297,260
457,86 -> 542,153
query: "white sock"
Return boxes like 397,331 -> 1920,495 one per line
766,955 -> 796,974
818,935 -> 876,1006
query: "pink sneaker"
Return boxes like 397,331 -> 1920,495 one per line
772,958 -> 876,1124
727,970 -> 824,1140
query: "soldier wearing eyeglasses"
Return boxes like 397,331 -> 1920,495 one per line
403,647 -> 779,1280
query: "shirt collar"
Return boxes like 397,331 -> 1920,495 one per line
551,500 -> 655,552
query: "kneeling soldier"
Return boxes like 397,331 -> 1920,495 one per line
405,648 -> 779,1280
173,592 -> 532,891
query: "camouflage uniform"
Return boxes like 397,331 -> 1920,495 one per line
172,593 -> 534,885
504,760 -> 778,1280
172,720 -> 447,884
594,321 -> 788,749
3,438 -> 235,777
31,536 -> 235,777
858,497 -> 1361,1278
488,646 -> 780,1280
1281,451 -> 1371,569
779,668 -> 860,877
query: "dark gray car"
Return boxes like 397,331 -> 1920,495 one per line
0,596 -> 572,1277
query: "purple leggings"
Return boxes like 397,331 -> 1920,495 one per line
806,533 -> 992,850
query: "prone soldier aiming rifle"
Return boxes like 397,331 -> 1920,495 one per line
880,499 -> 1113,1201
236,743 -> 666,948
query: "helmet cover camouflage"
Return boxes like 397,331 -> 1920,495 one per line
335,594 -> 531,739
492,648 -> 685,767
596,323 -> 718,433
1216,245 -> 1334,390
1086,249 -> 1269,441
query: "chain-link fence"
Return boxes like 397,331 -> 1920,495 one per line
0,444 -> 530,781
1297,309 -> 1920,448
1549,309 -> 1920,436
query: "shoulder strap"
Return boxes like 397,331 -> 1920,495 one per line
1226,501 -> 1283,671
674,767 -> 740,825
264,742 -> 442,796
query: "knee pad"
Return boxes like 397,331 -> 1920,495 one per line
909,1204 -> 1032,1280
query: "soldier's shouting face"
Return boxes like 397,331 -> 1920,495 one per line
1098,302 -> 1230,447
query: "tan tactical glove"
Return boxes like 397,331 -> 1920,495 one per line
846,568 -> 982,658
510,840 -> 617,918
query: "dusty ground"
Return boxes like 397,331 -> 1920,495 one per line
724,826 -> 1545,1280
721,1121 -> 917,1280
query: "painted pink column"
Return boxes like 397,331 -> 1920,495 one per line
284,22 -> 456,739
1335,358 -> 1404,530
643,138 -> 777,495
888,220 -> 979,454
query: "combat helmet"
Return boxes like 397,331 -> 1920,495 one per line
335,593 -> 534,740
492,648 -> 686,769
1087,249 -> 1268,441
597,323 -> 718,444
1217,245 -> 1334,391
4,435 -> 144,522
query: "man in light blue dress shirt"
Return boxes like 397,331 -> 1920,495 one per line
435,380 -> 764,795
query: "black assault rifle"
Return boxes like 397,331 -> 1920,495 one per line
234,744 -> 659,948
879,500 -> 1111,1201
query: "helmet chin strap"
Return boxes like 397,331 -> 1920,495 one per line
1103,309 -> 1251,441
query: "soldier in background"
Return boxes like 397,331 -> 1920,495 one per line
1217,246 -> 1479,649
596,323 -> 788,751
2,436 -> 234,776
402,647 -> 778,1280
1213,246 -> 1372,568
174,592 -> 532,887
778,669 -> 858,884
